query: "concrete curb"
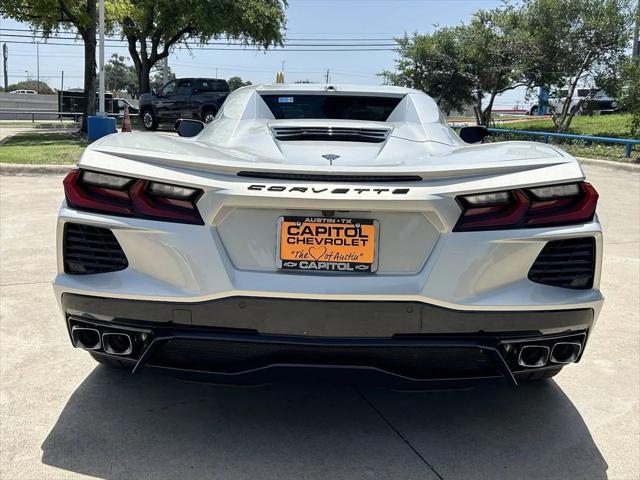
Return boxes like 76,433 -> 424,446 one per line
0,163 -> 74,176
577,157 -> 640,173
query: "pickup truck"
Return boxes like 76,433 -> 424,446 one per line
138,78 -> 230,130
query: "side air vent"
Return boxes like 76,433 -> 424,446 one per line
271,126 -> 390,143
237,171 -> 422,182
528,238 -> 595,289
63,223 -> 128,275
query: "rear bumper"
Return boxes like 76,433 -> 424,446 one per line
63,293 -> 593,387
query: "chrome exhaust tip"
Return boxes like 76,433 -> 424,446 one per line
102,332 -> 133,356
517,345 -> 550,368
71,326 -> 102,350
550,342 -> 582,364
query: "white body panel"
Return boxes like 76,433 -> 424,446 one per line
54,85 -> 603,325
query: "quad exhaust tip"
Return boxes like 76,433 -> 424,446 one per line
517,345 -> 550,368
102,332 -> 133,356
551,342 -> 582,364
71,326 -> 102,350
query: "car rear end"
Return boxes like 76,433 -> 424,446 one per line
53,86 -> 603,387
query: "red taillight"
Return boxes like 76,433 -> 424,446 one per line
63,169 -> 204,225
454,182 -> 598,231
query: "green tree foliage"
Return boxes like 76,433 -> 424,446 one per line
1,0 -> 121,132
6,80 -> 55,95
150,66 -> 176,92
227,76 -> 252,91
522,0 -> 634,131
105,54 -> 138,97
380,27 -> 475,115
461,6 -> 529,125
119,0 -> 287,94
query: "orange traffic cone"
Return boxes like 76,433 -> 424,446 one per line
121,106 -> 132,132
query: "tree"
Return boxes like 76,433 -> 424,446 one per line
6,80 -> 55,95
461,6 -> 530,125
598,57 -> 640,136
380,28 -> 475,115
119,0 -> 287,94
150,65 -> 176,92
521,0 -> 634,131
227,76 -> 252,91
1,0 -> 121,133
105,54 -> 139,97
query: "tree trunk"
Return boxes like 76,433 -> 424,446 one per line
480,91 -> 498,126
80,27 -> 97,134
138,61 -> 152,94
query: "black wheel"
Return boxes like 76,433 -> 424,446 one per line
89,351 -> 130,369
529,105 -> 539,116
517,366 -> 563,382
202,108 -> 217,124
141,108 -> 158,130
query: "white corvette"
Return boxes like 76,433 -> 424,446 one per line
54,84 -> 602,387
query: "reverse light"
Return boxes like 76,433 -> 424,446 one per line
454,182 -> 598,231
63,169 -> 204,224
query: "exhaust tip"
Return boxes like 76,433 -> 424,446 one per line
71,326 -> 102,350
517,345 -> 550,368
551,342 -> 582,364
102,332 -> 133,356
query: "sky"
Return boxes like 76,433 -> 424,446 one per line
0,0 -> 527,109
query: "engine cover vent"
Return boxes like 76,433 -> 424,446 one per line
271,126 -> 390,143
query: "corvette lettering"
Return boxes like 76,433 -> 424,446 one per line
248,184 -> 410,195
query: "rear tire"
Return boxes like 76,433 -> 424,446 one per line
517,366 -> 563,382
202,108 -> 217,124
141,108 -> 158,130
529,105 -> 539,116
89,351 -> 130,369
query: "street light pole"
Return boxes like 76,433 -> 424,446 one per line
98,0 -> 105,115
36,42 -> 39,93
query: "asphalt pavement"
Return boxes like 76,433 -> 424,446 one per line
0,164 -> 638,480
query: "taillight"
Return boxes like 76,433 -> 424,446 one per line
454,182 -> 598,231
63,169 -> 204,225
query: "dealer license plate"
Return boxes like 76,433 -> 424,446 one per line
277,216 -> 378,273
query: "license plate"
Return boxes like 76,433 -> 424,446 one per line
277,216 -> 378,273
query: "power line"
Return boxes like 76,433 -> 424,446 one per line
0,40 -> 397,52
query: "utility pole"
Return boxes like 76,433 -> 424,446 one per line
98,0 -> 105,115
163,56 -> 168,84
60,70 -> 64,115
633,1 -> 639,58
2,43 -> 7,92
36,42 -> 40,94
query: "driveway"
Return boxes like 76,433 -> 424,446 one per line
0,164 -> 638,480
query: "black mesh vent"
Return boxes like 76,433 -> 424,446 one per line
63,223 -> 128,275
528,238 -> 595,289
271,126 -> 390,143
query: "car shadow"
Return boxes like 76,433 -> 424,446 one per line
41,367 -> 607,480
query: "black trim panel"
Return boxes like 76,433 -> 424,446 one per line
62,294 -> 593,337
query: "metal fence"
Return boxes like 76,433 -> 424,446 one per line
486,127 -> 640,159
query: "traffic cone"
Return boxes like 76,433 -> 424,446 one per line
121,106 -> 132,133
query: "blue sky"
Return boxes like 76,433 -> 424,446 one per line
0,0 -> 526,108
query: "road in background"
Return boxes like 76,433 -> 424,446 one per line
0,164 -> 638,480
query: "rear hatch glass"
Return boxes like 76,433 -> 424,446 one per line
260,94 -> 402,121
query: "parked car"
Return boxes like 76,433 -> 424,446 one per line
10,89 -> 37,95
529,87 -> 617,115
55,84 -> 602,388
138,78 -> 230,130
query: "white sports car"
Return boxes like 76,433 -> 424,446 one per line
54,84 -> 602,387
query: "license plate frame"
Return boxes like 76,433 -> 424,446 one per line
276,216 -> 379,273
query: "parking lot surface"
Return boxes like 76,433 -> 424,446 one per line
1,164 -> 638,480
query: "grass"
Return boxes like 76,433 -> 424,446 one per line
491,113 -> 639,162
0,132 -> 87,164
